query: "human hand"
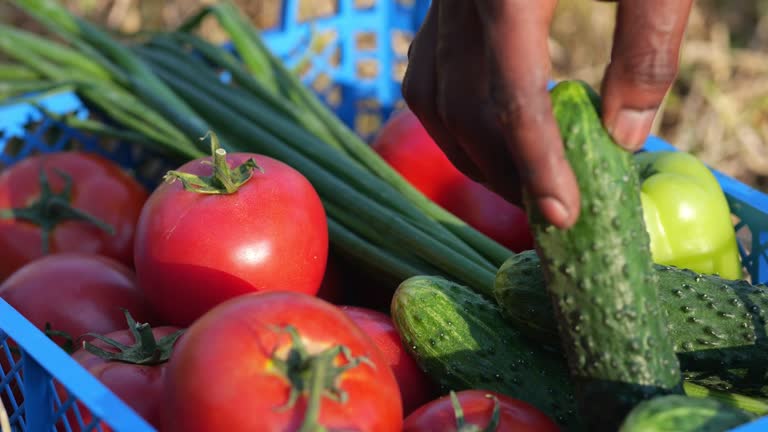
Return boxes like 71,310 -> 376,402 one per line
402,0 -> 694,229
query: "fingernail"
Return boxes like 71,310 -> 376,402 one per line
608,109 -> 657,150
537,197 -> 571,228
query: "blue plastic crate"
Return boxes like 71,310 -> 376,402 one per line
260,0 -> 430,141
1,0 -> 768,430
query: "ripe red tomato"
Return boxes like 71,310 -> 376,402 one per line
441,180 -> 534,252
0,151 -> 148,279
403,390 -> 561,432
372,109 -> 533,252
162,291 -> 403,432
340,306 -> 437,416
63,321 -> 183,431
371,108 -> 466,205
134,150 -> 328,326
0,253 -> 155,350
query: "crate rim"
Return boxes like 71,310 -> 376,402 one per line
0,298 -> 156,432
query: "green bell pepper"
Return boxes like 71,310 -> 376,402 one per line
634,151 -> 743,280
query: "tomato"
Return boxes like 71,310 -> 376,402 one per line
0,151 -> 148,280
372,109 -> 533,252
441,179 -> 534,252
0,253 -> 155,351
63,313 -> 183,431
339,306 -> 437,416
635,151 -> 743,280
403,390 -> 561,432
0,253 -> 155,413
162,291 -> 403,432
134,138 -> 328,326
371,108 -> 466,205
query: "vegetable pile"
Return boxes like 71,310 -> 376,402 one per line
0,1 -> 765,431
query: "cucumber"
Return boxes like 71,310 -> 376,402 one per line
390,275 -> 583,430
618,395 -> 753,432
527,81 -> 682,430
494,250 -> 768,373
391,274 -> 768,429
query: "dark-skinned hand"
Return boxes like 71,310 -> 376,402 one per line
402,0 -> 694,229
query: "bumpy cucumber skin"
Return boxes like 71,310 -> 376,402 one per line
618,395 -> 752,432
528,81 -> 682,430
495,250 -> 768,373
390,275 -> 583,430
495,250 -> 768,402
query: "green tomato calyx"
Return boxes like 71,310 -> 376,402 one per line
164,131 -> 263,195
451,391 -> 502,432
0,166 -> 115,254
271,325 -> 375,432
81,309 -> 184,365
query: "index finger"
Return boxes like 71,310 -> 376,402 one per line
475,0 -> 580,229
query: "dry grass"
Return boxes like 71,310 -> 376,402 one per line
3,0 -> 767,192
549,0 -> 768,192
0,398 -> 9,432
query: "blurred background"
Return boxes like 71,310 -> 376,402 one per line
3,0 -> 767,193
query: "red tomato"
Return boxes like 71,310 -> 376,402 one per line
441,179 -> 534,252
372,109 -> 534,252
134,151 -> 328,326
63,323 -> 183,431
0,253 -> 155,350
404,390 -> 561,432
0,151 -> 148,279
162,291 -> 403,432
0,253 -> 155,412
371,108 -> 466,204
340,306 -> 437,416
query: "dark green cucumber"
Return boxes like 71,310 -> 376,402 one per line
391,274 -> 768,426
528,81 -> 682,430
618,395 -> 753,432
390,275 -> 583,430
494,250 -> 768,373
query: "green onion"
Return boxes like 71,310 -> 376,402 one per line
145,62 -> 497,292
177,4 -> 513,268
3,0 -> 515,299
0,23 -> 112,80
134,41 -> 497,273
0,63 -> 42,80
0,80 -> 70,102
177,4 -> 281,95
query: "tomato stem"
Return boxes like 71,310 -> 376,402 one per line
43,322 -> 76,354
0,167 -> 115,254
163,131 -> 263,195
451,391 -> 502,432
298,349 -> 330,432
271,325 -> 374,431
80,309 -> 184,365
